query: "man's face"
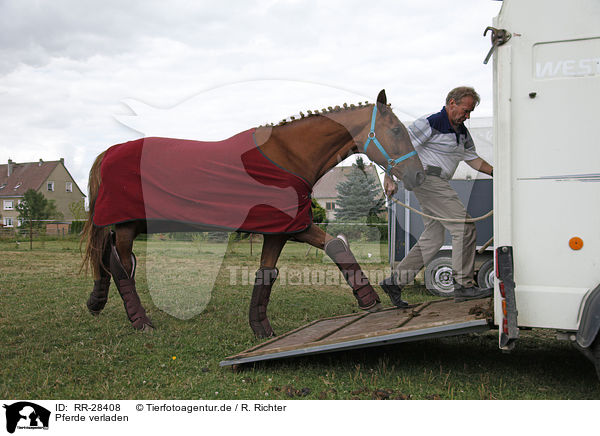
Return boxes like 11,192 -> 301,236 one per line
446,96 -> 476,127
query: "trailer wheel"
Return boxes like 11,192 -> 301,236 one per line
476,258 -> 495,289
424,256 -> 454,297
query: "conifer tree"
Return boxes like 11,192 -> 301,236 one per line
334,157 -> 385,222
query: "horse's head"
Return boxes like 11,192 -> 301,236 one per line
361,90 -> 425,191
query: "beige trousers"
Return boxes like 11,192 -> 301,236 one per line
394,175 -> 476,287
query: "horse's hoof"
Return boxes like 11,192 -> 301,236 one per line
133,323 -> 154,333
87,299 -> 107,315
140,324 -> 154,333
364,302 -> 383,313
251,324 -> 276,339
254,331 -> 276,339
252,328 -> 276,339
132,317 -> 154,332
250,318 -> 276,339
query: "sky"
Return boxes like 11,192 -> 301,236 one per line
0,0 -> 503,197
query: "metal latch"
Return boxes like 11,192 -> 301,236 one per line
483,26 -> 512,64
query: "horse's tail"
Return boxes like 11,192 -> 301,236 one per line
80,151 -> 111,277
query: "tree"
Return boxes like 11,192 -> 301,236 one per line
311,199 -> 327,224
16,189 -> 63,250
334,157 -> 385,222
68,200 -> 87,234
68,200 -> 87,221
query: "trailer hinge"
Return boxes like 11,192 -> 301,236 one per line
496,246 -> 519,350
483,26 -> 512,64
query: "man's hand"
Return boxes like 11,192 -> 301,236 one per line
384,174 -> 398,197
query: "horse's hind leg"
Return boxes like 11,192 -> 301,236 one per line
294,224 -> 381,311
87,231 -> 112,315
110,222 -> 153,331
249,234 -> 288,338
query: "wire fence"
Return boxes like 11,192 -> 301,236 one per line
0,220 -> 84,239
0,220 -> 390,242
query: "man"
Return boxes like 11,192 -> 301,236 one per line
381,86 -> 493,306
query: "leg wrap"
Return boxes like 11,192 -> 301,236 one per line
87,233 -> 112,315
324,237 -> 381,310
87,277 -> 111,315
109,241 -> 153,330
249,267 -> 278,338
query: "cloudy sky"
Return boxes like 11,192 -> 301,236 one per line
0,0 -> 502,196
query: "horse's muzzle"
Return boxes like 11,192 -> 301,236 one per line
402,169 -> 425,191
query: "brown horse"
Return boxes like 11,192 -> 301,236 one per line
81,89 -> 424,336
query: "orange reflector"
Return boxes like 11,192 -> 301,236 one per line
502,300 -> 507,315
569,237 -> 583,250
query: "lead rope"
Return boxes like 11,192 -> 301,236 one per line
388,196 -> 493,224
389,195 -> 494,253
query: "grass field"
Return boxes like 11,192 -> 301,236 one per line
1,236 -> 599,400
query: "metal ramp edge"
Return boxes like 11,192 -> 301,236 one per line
220,319 -> 489,367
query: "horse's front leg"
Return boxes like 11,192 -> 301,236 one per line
249,234 -> 288,338
110,222 -> 153,331
294,224 -> 382,311
86,229 -> 112,315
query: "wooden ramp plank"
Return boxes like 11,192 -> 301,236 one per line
220,297 -> 493,367
255,313 -> 366,352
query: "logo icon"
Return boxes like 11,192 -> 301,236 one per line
3,402 -> 50,434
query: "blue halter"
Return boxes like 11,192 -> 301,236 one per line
362,105 -> 417,175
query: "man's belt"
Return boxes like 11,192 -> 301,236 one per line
425,166 -> 442,177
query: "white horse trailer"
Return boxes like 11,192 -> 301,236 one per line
491,0 -> 600,371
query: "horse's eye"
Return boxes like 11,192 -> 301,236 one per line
391,126 -> 403,135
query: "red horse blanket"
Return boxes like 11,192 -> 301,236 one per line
93,129 -> 313,234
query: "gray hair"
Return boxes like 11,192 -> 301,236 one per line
446,86 -> 480,106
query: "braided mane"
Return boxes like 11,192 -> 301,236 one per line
260,101 -> 392,127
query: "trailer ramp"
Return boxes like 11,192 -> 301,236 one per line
220,297 -> 493,367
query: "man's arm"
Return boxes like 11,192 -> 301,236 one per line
465,157 -> 493,176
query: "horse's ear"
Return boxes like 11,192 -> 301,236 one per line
377,89 -> 387,106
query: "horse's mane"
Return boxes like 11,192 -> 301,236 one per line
260,101 -> 392,127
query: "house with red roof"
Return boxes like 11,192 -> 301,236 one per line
0,158 -> 85,231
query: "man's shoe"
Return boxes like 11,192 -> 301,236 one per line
380,276 -> 410,308
454,284 -> 493,302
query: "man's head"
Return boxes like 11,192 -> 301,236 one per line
445,86 -> 480,127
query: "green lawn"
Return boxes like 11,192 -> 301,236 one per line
0,236 -> 598,399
